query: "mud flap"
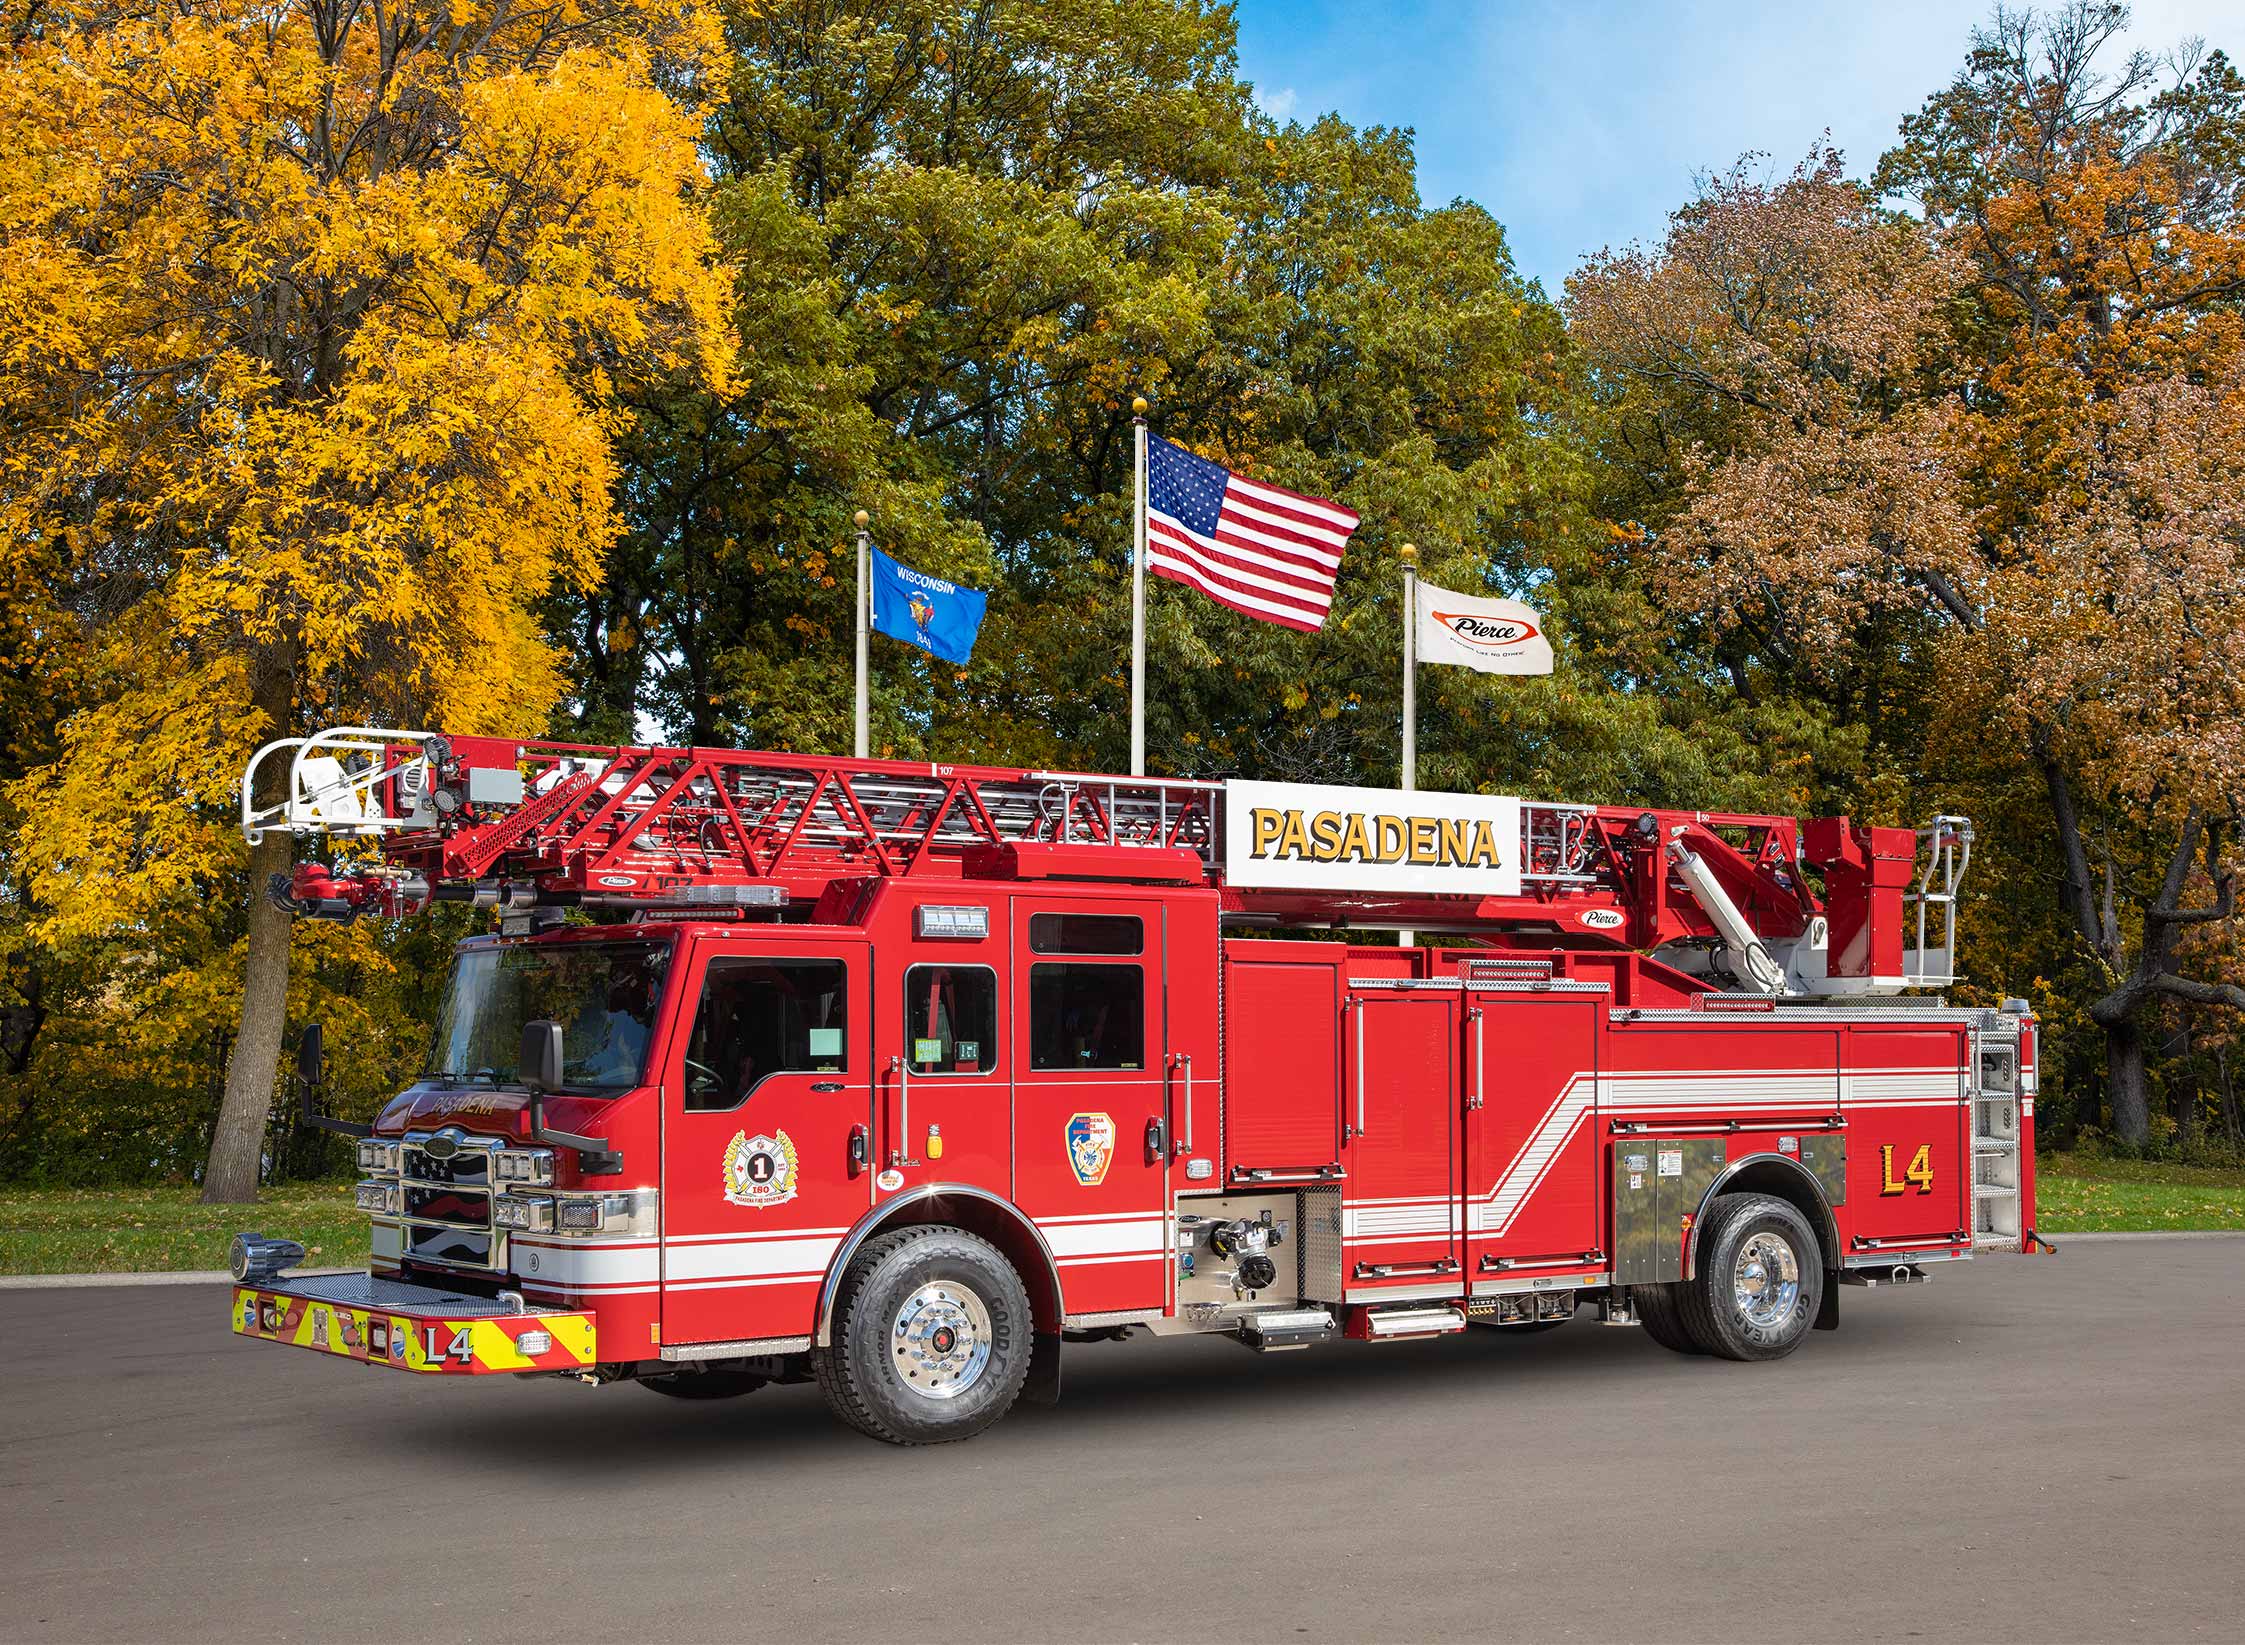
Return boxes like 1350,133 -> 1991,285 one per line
1023,1330 -> 1063,1406
1814,1274 -> 1840,1331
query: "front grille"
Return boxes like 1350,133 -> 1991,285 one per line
406,1225 -> 497,1268
404,1185 -> 491,1228
402,1145 -> 490,1187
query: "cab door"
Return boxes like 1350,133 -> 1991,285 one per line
1009,896 -> 1169,1316
659,934 -> 871,1348
871,903 -> 1011,1207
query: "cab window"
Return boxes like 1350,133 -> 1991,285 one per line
905,965 -> 1000,1075
1028,963 -> 1144,1070
1028,913 -> 1143,955
682,957 -> 849,1112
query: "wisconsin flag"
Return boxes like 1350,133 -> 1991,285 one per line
870,546 -> 987,666
1414,580 -> 1553,675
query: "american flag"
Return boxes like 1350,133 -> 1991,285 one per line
1145,434 -> 1359,632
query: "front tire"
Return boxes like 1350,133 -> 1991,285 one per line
1678,1194 -> 1824,1362
815,1225 -> 1032,1445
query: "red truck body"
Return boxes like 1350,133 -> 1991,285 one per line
229,731 -> 2041,1439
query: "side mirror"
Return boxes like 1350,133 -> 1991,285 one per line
295,1020 -> 369,1139
518,1019 -> 564,1094
296,1021 -> 325,1087
516,1019 -> 623,1177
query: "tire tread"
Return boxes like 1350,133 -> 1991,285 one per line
814,1224 -> 1029,1445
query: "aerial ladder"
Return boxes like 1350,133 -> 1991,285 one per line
243,726 -> 1973,1001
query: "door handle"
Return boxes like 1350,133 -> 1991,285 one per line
1354,1257 -> 1459,1279
1144,1116 -> 1167,1165
1349,996 -> 1366,1140
848,1125 -> 869,1176
1466,1007 -> 1484,1110
1169,1052 -> 1193,1158
887,1055 -> 920,1167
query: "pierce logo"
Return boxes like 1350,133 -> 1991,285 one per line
1577,908 -> 1626,931
1433,611 -> 1541,650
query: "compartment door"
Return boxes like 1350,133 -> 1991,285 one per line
1847,1024 -> 1971,1252
1464,993 -> 1602,1285
1222,955 -> 1343,1185
1344,990 -> 1460,1295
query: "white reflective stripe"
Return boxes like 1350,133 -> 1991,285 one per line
1054,1253 -> 1164,1268
1341,1062 -> 1973,1243
663,1226 -> 851,1245
1040,1216 -> 1168,1258
1035,1209 -> 1166,1226
512,1244 -> 661,1286
660,1274 -> 822,1293
665,1235 -> 842,1282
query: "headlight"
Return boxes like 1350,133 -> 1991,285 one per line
493,1148 -> 555,1186
534,1190 -> 654,1238
356,1139 -> 400,1174
354,1180 -> 398,1214
494,1196 -> 554,1232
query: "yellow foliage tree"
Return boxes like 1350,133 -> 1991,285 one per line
0,0 -> 733,1198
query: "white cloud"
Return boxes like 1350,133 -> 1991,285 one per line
1262,84 -> 1299,122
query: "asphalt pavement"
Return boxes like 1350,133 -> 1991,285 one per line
3,1238 -> 2240,1643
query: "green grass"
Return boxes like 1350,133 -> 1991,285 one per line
0,1153 -> 2236,1275
0,1184 -> 369,1275
2033,1153 -> 2245,1233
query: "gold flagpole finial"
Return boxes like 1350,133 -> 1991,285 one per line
853,509 -> 869,529
1399,541 -> 1417,564
1132,396 -> 1148,416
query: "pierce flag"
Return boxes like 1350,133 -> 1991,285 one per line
869,546 -> 987,666
1413,580 -> 1553,675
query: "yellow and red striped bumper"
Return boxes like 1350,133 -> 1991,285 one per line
230,1281 -> 595,1375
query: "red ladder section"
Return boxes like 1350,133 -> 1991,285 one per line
243,726 -> 1941,993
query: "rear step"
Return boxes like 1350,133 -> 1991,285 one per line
1356,1304 -> 1467,1341
1238,1307 -> 1338,1352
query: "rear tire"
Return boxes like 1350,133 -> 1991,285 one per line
639,1369 -> 766,1400
1630,1283 -> 1707,1355
1678,1194 -> 1824,1362
815,1225 -> 1032,1445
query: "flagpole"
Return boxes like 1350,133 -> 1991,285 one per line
853,509 -> 870,760
1130,396 -> 1149,776
1399,541 -> 1418,948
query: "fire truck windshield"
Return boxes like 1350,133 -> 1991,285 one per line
425,941 -> 670,1094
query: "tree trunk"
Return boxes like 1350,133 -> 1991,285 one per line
201,657 -> 296,1203
2106,1018 -> 2149,1147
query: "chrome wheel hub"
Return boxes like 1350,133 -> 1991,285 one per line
1733,1231 -> 1801,1330
890,1282 -> 992,1399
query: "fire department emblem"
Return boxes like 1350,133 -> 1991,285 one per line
723,1130 -> 799,1208
1066,1112 -> 1115,1187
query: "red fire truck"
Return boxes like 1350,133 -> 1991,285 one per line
227,728 -> 2043,1444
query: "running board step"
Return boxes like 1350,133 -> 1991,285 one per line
1356,1305 -> 1467,1340
1238,1307 -> 1337,1352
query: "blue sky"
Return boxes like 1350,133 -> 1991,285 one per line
1233,0 -> 2237,294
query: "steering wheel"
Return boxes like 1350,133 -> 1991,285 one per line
683,1057 -> 726,1093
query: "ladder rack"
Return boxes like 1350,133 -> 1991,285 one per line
241,727 -> 1968,1002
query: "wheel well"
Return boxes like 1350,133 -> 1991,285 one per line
1686,1155 -> 1841,1279
814,1186 -> 1064,1346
